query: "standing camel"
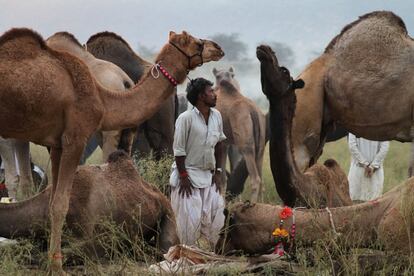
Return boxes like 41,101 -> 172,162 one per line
256,44 -> 351,207
0,28 -> 223,273
46,31 -> 135,162
213,67 -> 266,202
86,32 -> 177,159
291,11 -> 414,176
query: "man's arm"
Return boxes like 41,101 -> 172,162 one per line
213,141 -> 224,192
175,155 -> 193,197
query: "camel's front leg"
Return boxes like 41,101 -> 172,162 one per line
48,140 -> 84,274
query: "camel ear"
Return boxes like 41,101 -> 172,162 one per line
293,79 -> 305,89
212,67 -> 218,76
169,31 -> 176,40
229,66 -> 235,77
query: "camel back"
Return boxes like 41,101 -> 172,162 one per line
0,28 -> 48,59
324,11 -> 407,53
50,32 -> 84,49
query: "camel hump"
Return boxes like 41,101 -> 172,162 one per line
49,31 -> 83,48
107,150 -> 129,163
86,31 -> 133,50
0,28 -> 47,50
325,11 -> 407,53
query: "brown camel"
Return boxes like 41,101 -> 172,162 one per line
291,11 -> 414,176
256,45 -> 351,207
0,151 -> 179,255
46,31 -> 135,162
213,67 -> 266,202
0,28 -> 223,273
85,31 -> 176,160
217,180 -> 414,255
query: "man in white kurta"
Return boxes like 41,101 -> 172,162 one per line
348,133 -> 390,201
170,78 -> 226,247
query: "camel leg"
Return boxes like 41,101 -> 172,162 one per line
228,145 -> 242,172
0,137 -> 18,198
14,140 -> 34,198
48,140 -> 84,273
241,148 -> 261,203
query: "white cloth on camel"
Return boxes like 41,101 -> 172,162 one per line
171,183 -> 225,246
348,133 -> 389,201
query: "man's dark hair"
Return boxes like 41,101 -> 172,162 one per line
186,78 -> 213,106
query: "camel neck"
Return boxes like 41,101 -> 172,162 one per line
0,189 -> 49,238
268,95 -> 304,207
99,45 -> 188,130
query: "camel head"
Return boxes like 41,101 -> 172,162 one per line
168,31 -> 224,69
212,67 -> 240,91
256,45 -> 304,99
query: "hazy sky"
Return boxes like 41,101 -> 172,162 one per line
1,0 -> 413,98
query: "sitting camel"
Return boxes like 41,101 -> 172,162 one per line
85,32 -> 176,160
256,45 -> 351,207
0,28 -> 223,273
217,46 -> 414,255
213,67 -> 266,202
291,11 -> 414,177
0,151 -> 179,255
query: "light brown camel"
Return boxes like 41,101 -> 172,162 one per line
217,181 -> 414,255
0,151 -> 179,255
46,31 -> 135,162
213,67 -> 266,202
217,45 -> 414,255
85,31 -> 175,160
291,11 -> 414,176
256,45 -> 351,207
0,28 -> 223,273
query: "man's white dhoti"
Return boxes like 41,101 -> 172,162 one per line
171,183 -> 225,246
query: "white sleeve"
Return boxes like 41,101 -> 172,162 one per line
371,141 -> 390,168
348,133 -> 369,166
173,114 -> 189,156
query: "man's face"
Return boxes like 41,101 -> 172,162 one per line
200,85 -> 217,107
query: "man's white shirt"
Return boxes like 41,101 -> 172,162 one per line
170,107 -> 226,189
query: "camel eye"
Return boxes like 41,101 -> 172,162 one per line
281,67 -> 289,74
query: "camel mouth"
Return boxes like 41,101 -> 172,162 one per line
256,45 -> 274,62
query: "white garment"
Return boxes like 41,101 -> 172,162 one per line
348,134 -> 390,201
171,184 -> 225,246
170,107 -> 226,189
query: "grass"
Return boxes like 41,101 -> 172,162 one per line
2,139 -> 413,274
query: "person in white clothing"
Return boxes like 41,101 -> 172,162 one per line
348,133 -> 390,202
170,78 -> 226,248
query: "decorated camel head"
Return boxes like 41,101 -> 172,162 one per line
0,28 -> 223,274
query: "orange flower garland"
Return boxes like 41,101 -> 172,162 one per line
272,206 -> 295,256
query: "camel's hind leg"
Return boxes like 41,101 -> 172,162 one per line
14,140 -> 35,198
0,137 -> 18,198
48,136 -> 85,273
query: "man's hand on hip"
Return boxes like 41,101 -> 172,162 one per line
179,176 -> 193,198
